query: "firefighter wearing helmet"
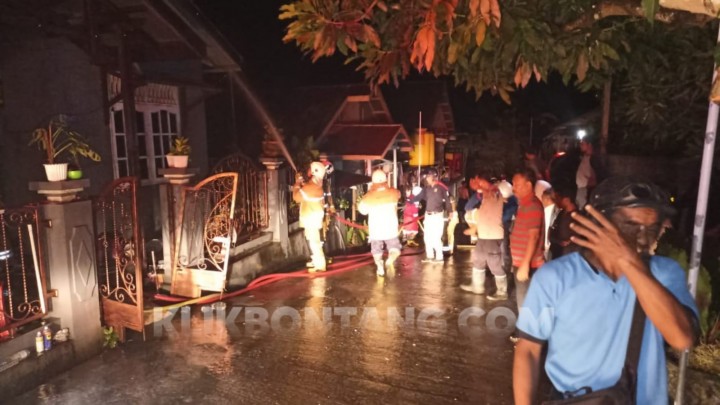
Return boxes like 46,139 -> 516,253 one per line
293,161 -> 327,271
358,169 -> 401,276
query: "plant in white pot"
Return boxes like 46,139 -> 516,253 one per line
166,136 -> 191,168
29,115 -> 101,181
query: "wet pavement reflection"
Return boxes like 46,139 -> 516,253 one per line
8,249 -> 517,404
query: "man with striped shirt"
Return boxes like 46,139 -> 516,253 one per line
504,169 -> 545,308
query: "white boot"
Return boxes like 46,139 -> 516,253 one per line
487,275 -> 509,301
374,254 -> 385,277
460,268 -> 486,294
385,249 -> 400,273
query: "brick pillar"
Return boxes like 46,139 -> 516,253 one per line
260,157 -> 289,255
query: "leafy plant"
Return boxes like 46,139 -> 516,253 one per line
345,221 -> 368,246
29,114 -> 101,165
102,326 -> 119,349
656,242 -> 715,344
169,136 -> 191,156
335,197 -> 350,211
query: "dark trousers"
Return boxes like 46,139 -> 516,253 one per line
513,266 -> 536,311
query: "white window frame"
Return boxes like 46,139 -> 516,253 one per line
109,102 -> 181,185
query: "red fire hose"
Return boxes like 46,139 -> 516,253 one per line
149,249 -> 423,310
148,214 -> 426,311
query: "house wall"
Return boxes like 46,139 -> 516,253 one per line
0,38 -> 113,206
0,37 -> 212,246
203,73 -> 264,166
130,60 -> 210,240
140,60 -> 209,178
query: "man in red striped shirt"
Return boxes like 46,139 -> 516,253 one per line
504,169 -> 545,309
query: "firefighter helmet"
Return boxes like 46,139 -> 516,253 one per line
310,161 -> 326,178
371,169 -> 387,184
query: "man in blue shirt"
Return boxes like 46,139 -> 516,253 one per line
513,177 -> 698,405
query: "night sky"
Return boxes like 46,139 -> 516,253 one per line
194,0 -> 599,135
195,0 -> 363,87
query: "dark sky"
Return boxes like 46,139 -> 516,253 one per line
195,0 -> 363,87
194,0 -> 598,135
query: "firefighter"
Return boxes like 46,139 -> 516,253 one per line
358,170 -> 402,276
293,161 -> 327,272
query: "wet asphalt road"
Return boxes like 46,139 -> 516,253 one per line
8,248 -> 519,405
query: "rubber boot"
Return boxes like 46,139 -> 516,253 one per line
460,268 -> 486,295
487,275 -> 509,301
385,249 -> 400,273
374,254 -> 385,277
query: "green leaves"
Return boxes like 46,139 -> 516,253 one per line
29,115 -> 102,165
279,0 -> 713,107
102,326 -> 119,349
610,23 -> 715,156
641,0 -> 659,24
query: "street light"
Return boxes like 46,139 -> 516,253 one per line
576,129 -> 587,140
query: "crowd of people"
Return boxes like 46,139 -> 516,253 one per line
291,136 -> 699,404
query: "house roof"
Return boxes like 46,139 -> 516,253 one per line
381,81 -> 455,136
319,124 -> 411,160
273,84 -> 376,141
0,0 -> 243,71
151,0 -> 243,70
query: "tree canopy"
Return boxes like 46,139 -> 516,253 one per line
280,0 -> 714,99
280,0 -> 718,155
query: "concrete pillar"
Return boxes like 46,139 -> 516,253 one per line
158,168 -> 198,286
260,157 -> 289,255
30,180 -> 101,361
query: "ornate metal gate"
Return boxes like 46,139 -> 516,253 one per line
0,207 -> 48,337
94,177 -> 144,341
170,173 -> 238,298
212,153 -> 268,244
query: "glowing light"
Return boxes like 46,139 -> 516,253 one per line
577,129 -> 587,140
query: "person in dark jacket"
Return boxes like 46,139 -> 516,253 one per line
548,181 -> 578,260
412,168 -> 452,263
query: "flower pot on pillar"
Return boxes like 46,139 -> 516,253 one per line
166,137 -> 191,168
44,163 -> 68,182
166,155 -> 188,168
30,115 -> 102,182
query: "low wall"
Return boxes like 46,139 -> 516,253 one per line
0,322 -> 93,399
226,223 -> 308,288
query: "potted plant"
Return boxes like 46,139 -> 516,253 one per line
29,115 -> 101,181
166,136 -> 191,168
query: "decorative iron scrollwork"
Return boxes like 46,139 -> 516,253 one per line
0,206 -> 47,331
211,153 -> 268,244
172,173 -> 238,294
94,178 -> 142,305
